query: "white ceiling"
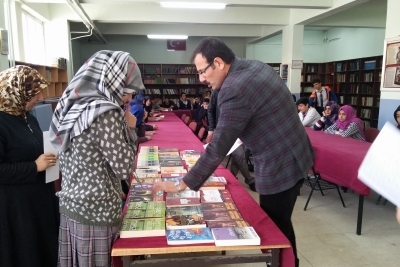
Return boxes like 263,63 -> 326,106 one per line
21,0 -> 387,40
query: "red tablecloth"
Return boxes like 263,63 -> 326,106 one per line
112,112 -> 294,267
305,128 -> 371,196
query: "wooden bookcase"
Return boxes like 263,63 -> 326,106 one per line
14,61 -> 68,99
300,56 -> 383,128
139,63 -> 208,103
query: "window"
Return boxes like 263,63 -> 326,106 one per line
21,12 -> 46,65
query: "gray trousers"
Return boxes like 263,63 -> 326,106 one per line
230,144 -> 254,185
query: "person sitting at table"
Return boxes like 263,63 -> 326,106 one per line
151,96 -> 161,111
296,97 -> 321,127
195,98 -> 209,125
129,93 -> 151,143
177,92 -> 192,110
324,105 -> 365,141
160,96 -> 177,110
393,105 -> 400,129
313,101 -> 339,131
193,95 -> 202,109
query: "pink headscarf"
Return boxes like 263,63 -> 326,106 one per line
336,105 -> 365,138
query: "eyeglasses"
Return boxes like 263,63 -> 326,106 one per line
197,63 -> 213,75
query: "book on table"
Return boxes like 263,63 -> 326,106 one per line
166,205 -> 203,216
166,228 -> 215,245
166,197 -> 201,207
211,227 -> 260,246
166,190 -> 200,199
201,202 -> 238,211
203,210 -> 243,221
125,208 -> 165,219
127,201 -> 165,210
207,220 -> 250,228
165,214 -> 206,230
120,218 -> 166,238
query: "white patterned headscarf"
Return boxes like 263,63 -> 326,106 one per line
49,50 -> 144,152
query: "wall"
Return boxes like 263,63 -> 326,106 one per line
0,2 -> 8,71
378,0 -> 400,129
73,35 -> 246,72
247,28 -> 386,63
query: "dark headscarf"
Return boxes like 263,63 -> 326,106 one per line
325,101 -> 339,128
0,66 -> 49,119
394,105 -> 400,129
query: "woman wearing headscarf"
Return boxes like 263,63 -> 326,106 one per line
49,50 -> 144,267
313,101 -> 339,131
0,66 -> 59,267
324,105 -> 365,141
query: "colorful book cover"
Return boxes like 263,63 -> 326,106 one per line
119,218 -> 165,238
158,148 -> 179,153
211,227 -> 260,246
127,201 -> 165,210
124,208 -> 165,219
207,220 -> 250,228
166,228 -> 214,245
131,177 -> 161,184
203,210 -> 243,221
166,198 -> 201,207
166,205 -> 203,216
201,203 -> 238,211
161,172 -> 187,178
165,214 -> 206,229
166,190 -> 200,199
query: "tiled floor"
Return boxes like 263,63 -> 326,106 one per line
227,172 -> 400,267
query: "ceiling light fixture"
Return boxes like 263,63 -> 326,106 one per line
147,35 -> 188,39
160,2 -> 226,9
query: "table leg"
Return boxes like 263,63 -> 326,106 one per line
123,256 -> 131,267
270,249 -> 280,267
356,195 -> 364,235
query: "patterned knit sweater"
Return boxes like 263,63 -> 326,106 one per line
57,110 -> 135,226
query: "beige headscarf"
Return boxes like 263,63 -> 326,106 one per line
0,65 -> 49,119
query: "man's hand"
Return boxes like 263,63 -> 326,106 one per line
207,131 -> 214,143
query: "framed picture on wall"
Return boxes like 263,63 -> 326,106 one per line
383,37 -> 400,89
291,60 -> 303,69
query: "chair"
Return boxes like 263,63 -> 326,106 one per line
197,127 -> 206,141
181,114 -> 187,121
183,116 -> 190,125
364,128 -> 387,205
364,127 -> 380,143
303,167 -> 346,211
188,121 -> 198,134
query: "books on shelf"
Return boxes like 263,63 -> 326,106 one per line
120,218 -> 166,238
166,228 -> 214,245
211,227 -> 260,246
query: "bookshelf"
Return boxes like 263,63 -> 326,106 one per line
14,61 -> 68,99
139,63 -> 208,103
299,56 -> 383,128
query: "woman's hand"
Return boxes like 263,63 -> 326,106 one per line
396,207 -> 400,224
35,153 -> 57,172
124,104 -> 137,128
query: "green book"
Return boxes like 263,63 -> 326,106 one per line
120,218 -> 166,238
128,201 -> 165,210
125,207 -> 165,219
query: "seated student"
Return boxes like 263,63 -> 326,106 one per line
324,105 -> 365,141
151,96 -> 161,111
160,96 -> 177,110
193,95 -> 202,109
394,105 -> 400,129
314,101 -> 339,131
129,94 -> 152,143
195,98 -> 209,124
296,97 -> 321,127
177,92 -> 192,110
309,78 -> 338,116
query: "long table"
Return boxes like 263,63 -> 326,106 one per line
111,112 -> 294,267
305,128 -> 371,235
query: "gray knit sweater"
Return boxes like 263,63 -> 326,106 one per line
57,110 -> 136,226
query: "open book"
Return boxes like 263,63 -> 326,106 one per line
358,122 -> 400,207
203,138 -> 242,156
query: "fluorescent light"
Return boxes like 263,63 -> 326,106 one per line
160,2 -> 226,9
147,35 -> 188,39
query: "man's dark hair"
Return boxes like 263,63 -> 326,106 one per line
180,92 -> 186,97
296,97 -> 309,106
203,98 -> 210,103
190,37 -> 235,64
312,78 -> 321,84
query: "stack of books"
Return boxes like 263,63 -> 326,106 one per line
120,201 -> 166,238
